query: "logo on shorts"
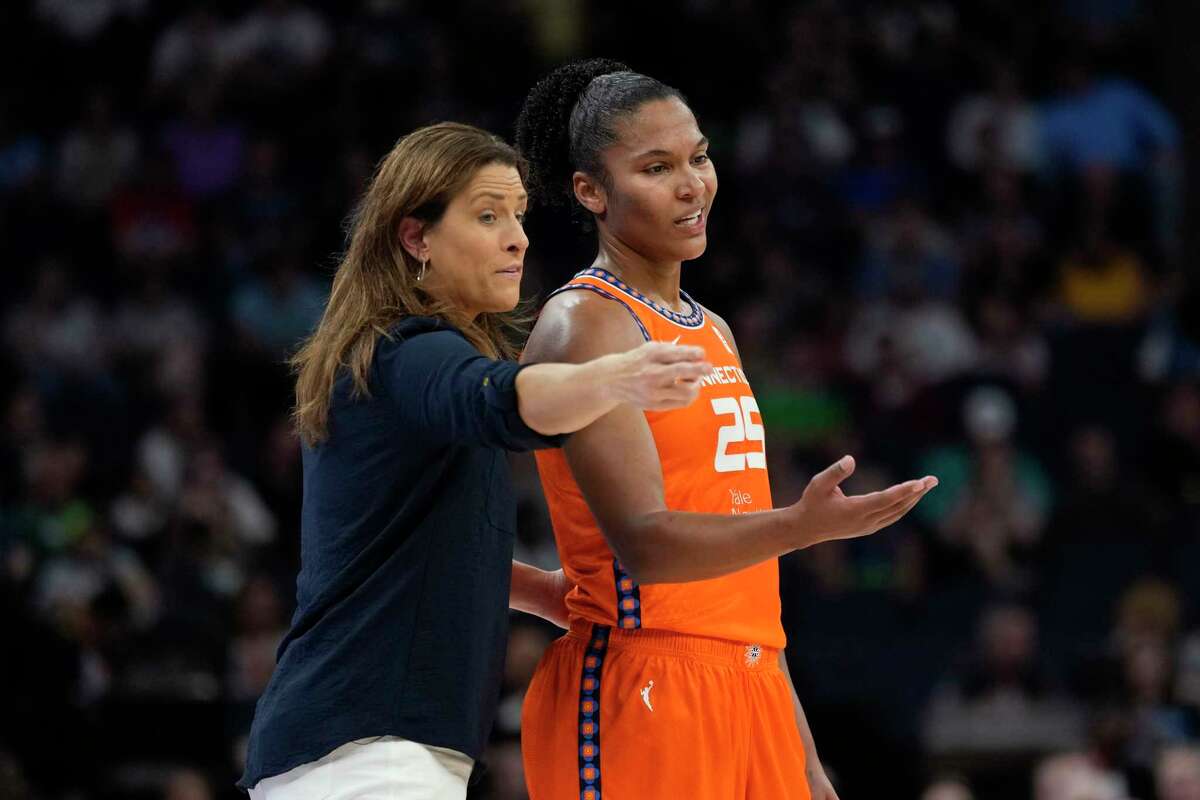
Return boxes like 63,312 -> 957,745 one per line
745,644 -> 762,667
640,680 -> 655,712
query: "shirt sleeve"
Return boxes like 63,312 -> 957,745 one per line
377,329 -> 569,452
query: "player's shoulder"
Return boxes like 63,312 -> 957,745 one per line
697,302 -> 740,358
524,280 -> 646,364
698,302 -> 732,337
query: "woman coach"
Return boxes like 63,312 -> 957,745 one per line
238,123 -> 710,799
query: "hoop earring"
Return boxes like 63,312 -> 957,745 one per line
417,259 -> 428,282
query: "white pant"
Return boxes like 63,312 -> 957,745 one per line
249,737 -> 474,800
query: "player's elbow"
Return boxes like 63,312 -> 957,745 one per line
602,514 -> 669,585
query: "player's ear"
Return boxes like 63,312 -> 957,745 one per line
573,171 -> 607,217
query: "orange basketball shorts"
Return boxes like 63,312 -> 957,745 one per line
521,621 -> 811,800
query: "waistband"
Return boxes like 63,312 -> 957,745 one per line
566,619 -> 779,672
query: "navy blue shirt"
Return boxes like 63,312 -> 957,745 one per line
239,317 -> 566,789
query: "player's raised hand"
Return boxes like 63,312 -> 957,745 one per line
604,340 -> 712,411
787,455 -> 937,546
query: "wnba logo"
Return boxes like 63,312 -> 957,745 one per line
744,644 -> 762,667
711,325 -> 735,355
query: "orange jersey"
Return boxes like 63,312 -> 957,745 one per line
535,267 -> 785,648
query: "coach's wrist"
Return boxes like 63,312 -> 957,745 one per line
538,567 -> 571,629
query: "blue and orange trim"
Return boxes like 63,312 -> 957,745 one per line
575,267 -> 705,328
578,625 -> 610,800
612,560 -> 642,629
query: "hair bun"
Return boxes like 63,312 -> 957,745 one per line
515,58 -> 630,208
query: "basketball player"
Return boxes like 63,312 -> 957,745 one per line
515,60 -> 938,799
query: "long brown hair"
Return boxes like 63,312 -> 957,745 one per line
291,122 -> 529,446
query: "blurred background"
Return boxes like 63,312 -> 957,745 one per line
1,1 -> 1198,799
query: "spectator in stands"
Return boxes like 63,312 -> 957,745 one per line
56,90 -> 139,212
111,269 -> 207,364
844,259 -> 978,410
229,244 -> 325,359
921,777 -> 975,800
175,442 -> 276,568
1157,746 -> 1200,800
110,148 -> 197,268
0,750 -> 34,800
1114,637 -> 1197,780
226,574 -> 287,702
234,136 -> 297,261
925,604 -> 1084,756
1055,219 -> 1150,326
1040,50 -> 1181,260
162,767 -> 214,800
1034,752 -> 1131,800
4,261 -> 111,388
917,387 -> 1051,588
959,168 -> 1044,299
0,384 -> 45,505
971,292 -> 1050,391
947,61 -> 1040,175
1146,382 -> 1200,520
225,0 -> 330,74
161,83 -> 245,200
857,196 -> 961,302
0,96 -> 45,196
1040,52 -> 1178,178
1048,425 -> 1160,544
840,106 -> 922,217
136,394 -> 208,505
150,6 -> 231,97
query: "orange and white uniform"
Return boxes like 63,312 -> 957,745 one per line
522,267 -> 810,799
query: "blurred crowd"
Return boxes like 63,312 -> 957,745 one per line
0,1 -> 1197,799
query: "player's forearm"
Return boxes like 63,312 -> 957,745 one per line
613,508 -> 798,584
779,651 -> 822,763
515,358 -> 621,435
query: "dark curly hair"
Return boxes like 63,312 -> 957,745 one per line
515,58 -> 687,222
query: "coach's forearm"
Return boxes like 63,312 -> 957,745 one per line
612,508 -> 801,584
514,357 -> 621,435
509,560 -> 555,615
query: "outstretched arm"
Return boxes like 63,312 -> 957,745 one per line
515,340 -> 711,435
522,291 -> 937,585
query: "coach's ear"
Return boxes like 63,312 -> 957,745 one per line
573,171 -> 607,217
398,217 -> 429,263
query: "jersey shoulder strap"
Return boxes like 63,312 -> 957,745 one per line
544,281 -> 652,342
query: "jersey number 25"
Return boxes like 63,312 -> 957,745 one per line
711,396 -> 766,473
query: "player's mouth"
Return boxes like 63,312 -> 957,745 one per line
673,207 -> 705,233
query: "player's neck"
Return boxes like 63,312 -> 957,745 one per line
592,240 -> 684,313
